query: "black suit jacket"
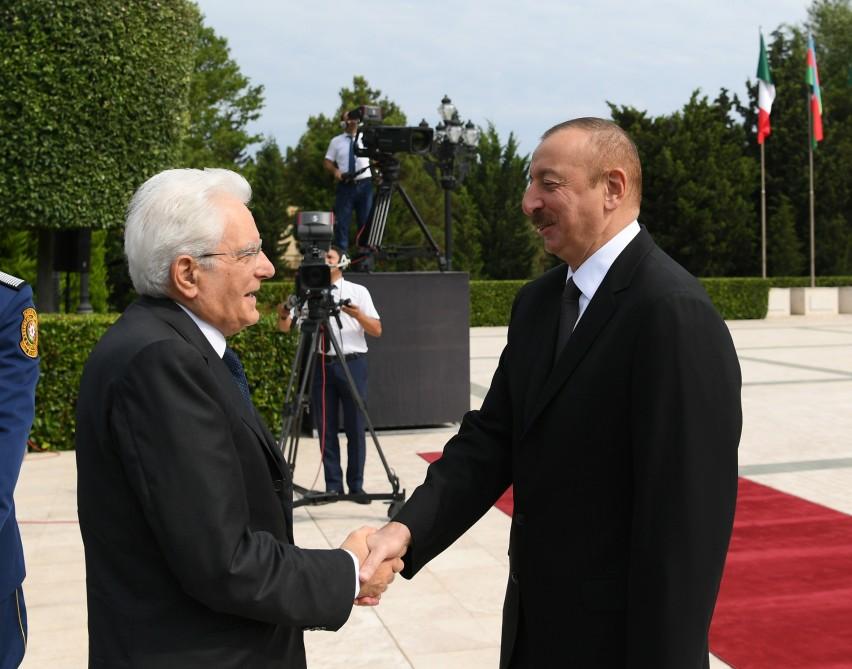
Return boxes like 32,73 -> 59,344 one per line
76,297 -> 354,669
395,229 -> 742,668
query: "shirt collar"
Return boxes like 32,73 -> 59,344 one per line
176,302 -> 227,358
569,220 -> 640,299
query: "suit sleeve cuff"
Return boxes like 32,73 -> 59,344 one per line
342,549 -> 359,598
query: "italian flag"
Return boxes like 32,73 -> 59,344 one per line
806,33 -> 824,147
756,33 -> 775,145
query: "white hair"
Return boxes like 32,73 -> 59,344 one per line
124,168 -> 252,296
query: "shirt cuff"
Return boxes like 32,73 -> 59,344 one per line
342,549 -> 360,599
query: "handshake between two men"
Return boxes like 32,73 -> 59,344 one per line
343,522 -> 412,605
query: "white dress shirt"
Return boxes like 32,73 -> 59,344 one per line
568,220 -> 641,325
325,133 -> 372,180
324,277 -> 380,356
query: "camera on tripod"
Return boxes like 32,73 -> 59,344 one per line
294,211 -> 334,295
349,105 -> 433,159
345,106 -> 444,269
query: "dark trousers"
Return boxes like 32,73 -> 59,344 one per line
333,179 -> 373,251
0,586 -> 26,669
311,355 -> 368,493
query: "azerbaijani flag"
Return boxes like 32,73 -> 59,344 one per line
806,34 -> 824,147
756,33 -> 775,144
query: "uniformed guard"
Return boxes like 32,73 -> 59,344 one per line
0,270 -> 39,669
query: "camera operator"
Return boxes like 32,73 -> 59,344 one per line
324,110 -> 373,252
277,246 -> 381,501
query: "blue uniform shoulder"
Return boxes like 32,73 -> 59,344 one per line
0,278 -> 38,360
0,271 -> 27,291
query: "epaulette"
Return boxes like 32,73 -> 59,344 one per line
0,270 -> 27,290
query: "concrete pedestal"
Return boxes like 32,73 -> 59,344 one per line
766,288 -> 791,317
790,287 -> 839,315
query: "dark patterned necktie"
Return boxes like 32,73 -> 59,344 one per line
222,347 -> 251,405
554,277 -> 582,358
348,136 -> 356,175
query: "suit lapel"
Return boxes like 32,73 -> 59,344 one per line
141,297 -> 289,480
521,229 -> 656,438
522,266 -> 567,427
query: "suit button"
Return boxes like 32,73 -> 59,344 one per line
514,513 -> 525,526
510,572 -> 519,585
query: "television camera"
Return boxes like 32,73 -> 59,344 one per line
346,106 -> 446,270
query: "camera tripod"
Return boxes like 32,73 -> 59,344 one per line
278,294 -> 405,518
357,154 -> 447,272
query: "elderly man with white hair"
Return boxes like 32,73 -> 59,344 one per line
75,168 -> 400,669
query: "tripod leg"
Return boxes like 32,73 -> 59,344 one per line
325,329 -> 398,490
283,326 -> 322,474
366,185 -> 393,249
395,183 -> 447,271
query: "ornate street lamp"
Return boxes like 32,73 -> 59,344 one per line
424,95 -> 480,270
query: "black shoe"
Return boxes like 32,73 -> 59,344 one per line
350,489 -> 372,505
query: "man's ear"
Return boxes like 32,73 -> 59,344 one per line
171,255 -> 200,299
603,168 -> 628,210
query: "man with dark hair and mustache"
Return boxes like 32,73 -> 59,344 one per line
360,118 -> 742,668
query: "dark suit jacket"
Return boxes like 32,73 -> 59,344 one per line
394,229 -> 742,668
76,297 -> 354,669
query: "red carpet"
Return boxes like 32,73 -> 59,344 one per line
417,451 -> 513,516
710,478 -> 852,668
417,453 -> 852,667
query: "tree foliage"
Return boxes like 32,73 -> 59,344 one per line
612,91 -> 759,277
178,14 -> 265,168
0,0 -> 198,232
247,139 -> 289,275
464,124 -> 537,279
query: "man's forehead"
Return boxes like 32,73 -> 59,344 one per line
531,130 -> 591,174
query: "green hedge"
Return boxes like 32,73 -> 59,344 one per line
699,278 -> 770,320
257,277 -> 784,325
34,313 -> 298,451
765,276 -> 852,288
257,281 -> 294,314
35,314 -> 118,451
469,280 -> 527,326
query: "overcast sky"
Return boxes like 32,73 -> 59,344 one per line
194,0 -> 810,157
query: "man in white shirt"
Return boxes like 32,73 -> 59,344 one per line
324,110 -> 374,252
278,246 -> 381,499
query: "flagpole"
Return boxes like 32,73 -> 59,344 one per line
808,84 -> 816,289
760,141 -> 767,278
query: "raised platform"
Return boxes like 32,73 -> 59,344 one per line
352,271 -> 470,428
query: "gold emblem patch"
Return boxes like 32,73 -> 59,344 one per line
20,307 -> 38,358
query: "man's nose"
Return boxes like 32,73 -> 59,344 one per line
521,187 -> 540,216
257,250 -> 275,279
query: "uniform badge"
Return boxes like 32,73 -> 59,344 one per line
20,307 -> 38,358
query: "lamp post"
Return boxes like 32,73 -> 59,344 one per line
428,95 -> 479,270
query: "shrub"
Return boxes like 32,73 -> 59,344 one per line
699,278 -> 770,320
470,280 -> 527,326
766,276 -> 852,288
34,312 -> 297,451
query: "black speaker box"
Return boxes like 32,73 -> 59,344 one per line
53,228 -> 91,272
